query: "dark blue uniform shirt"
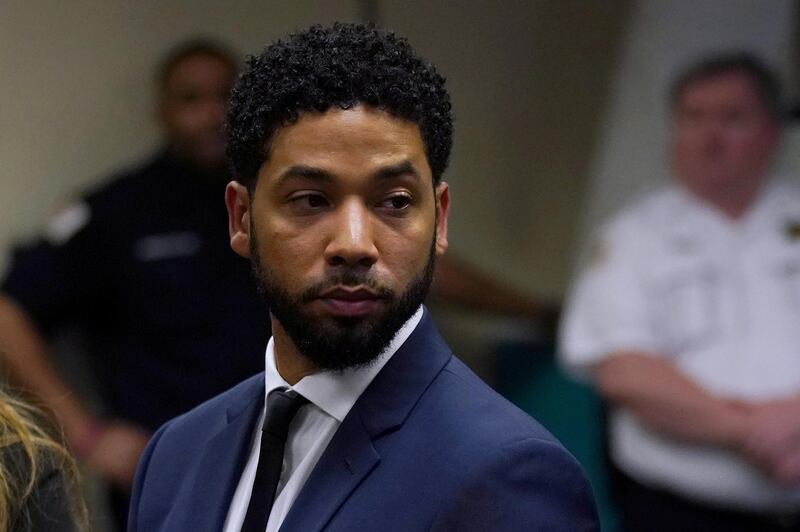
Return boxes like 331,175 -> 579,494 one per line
2,151 -> 269,430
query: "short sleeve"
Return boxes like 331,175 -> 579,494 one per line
559,217 -> 659,377
1,199 -> 107,336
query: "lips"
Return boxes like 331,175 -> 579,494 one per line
317,286 -> 383,317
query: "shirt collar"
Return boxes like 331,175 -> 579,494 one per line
264,306 -> 424,422
673,176 -> 780,230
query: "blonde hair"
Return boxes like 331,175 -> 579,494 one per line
0,390 -> 87,531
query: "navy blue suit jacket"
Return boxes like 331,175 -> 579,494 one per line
129,312 -> 599,531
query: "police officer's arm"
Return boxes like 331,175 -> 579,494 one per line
597,351 -> 800,483
769,440 -> 800,485
740,396 -> 800,483
0,295 -> 92,444
593,351 -> 752,447
0,294 -> 149,487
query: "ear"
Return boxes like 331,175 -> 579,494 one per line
434,182 -> 450,256
225,181 -> 252,258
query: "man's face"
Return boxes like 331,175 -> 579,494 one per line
159,53 -> 236,173
227,105 -> 449,370
671,71 -> 780,203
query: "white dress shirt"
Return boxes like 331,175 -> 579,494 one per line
222,306 -> 423,532
560,178 -> 800,510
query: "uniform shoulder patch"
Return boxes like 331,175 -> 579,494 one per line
45,202 -> 91,245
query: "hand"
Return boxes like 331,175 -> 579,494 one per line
82,421 -> 151,490
770,445 -> 800,486
740,398 -> 800,475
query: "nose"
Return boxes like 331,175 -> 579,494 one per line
699,120 -> 725,154
205,97 -> 227,129
324,200 -> 379,269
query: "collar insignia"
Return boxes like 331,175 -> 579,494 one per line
786,221 -> 800,241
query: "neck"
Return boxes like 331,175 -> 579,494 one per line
167,146 -> 228,183
271,317 -> 317,385
708,193 -> 755,220
687,177 -> 765,221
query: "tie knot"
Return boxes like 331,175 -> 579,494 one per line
263,388 -> 308,440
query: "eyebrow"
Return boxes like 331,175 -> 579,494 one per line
276,165 -> 334,184
372,160 -> 421,181
276,160 -> 421,185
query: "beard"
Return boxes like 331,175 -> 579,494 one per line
249,230 -> 436,372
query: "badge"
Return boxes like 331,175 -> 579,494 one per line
135,231 -> 202,261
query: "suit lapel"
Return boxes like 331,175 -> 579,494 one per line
280,310 -> 452,531
278,414 -> 379,531
178,376 -> 265,532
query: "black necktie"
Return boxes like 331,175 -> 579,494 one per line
241,388 -> 308,532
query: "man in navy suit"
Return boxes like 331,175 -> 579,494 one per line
128,23 -> 599,532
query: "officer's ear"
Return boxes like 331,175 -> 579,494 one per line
225,181 -> 251,258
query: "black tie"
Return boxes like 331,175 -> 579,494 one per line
241,388 -> 308,532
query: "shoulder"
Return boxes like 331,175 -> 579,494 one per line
82,151 -> 172,210
135,373 -> 263,475
418,355 -> 592,486
601,185 -> 680,242
429,435 -> 599,531
424,358 -> 599,531
574,185 -> 681,276
39,151 -> 170,245
433,356 -> 559,446
148,373 -> 264,452
129,373 -> 264,529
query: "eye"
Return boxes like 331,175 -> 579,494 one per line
173,90 -> 202,104
288,192 -> 330,213
378,194 -> 412,212
722,110 -> 748,126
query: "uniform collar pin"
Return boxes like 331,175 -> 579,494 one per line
785,220 -> 800,241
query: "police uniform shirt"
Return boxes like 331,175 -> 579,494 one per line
560,178 -> 800,511
1,151 -> 269,431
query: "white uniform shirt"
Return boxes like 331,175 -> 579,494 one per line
222,307 -> 424,532
560,179 -> 800,510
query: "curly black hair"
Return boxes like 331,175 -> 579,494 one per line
226,22 -> 453,189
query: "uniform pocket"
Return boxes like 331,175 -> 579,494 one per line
648,264 -> 718,353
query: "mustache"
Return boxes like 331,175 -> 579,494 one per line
300,272 -> 395,303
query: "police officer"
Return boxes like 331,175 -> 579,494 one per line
0,40 -> 268,529
561,53 -> 800,531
